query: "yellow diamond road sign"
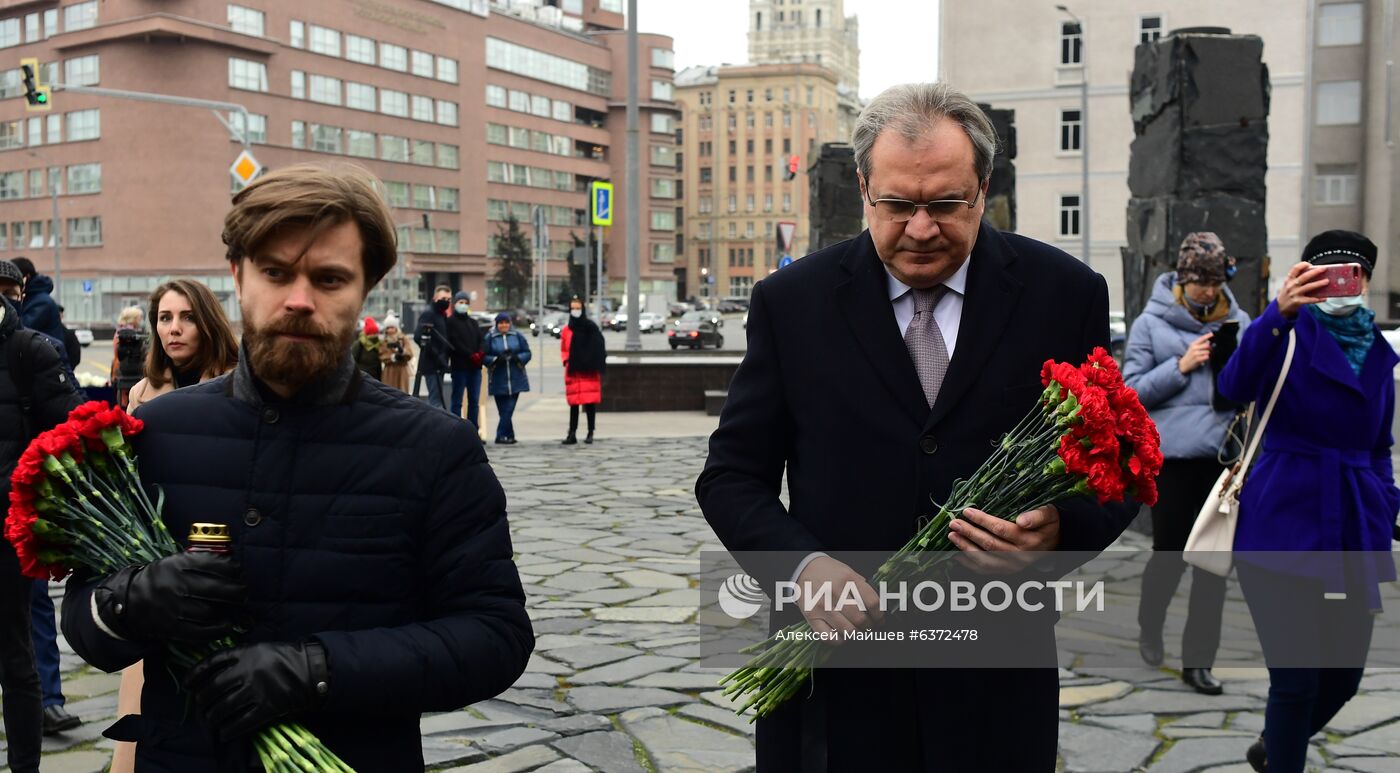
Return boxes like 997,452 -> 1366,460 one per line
230,150 -> 262,185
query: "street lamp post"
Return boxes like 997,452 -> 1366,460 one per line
1056,4 -> 1091,269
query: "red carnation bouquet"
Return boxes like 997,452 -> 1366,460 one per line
720,348 -> 1164,719
5,402 -> 357,772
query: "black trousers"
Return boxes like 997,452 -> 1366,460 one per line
1137,457 -> 1228,668
0,569 -> 42,773
568,404 -> 596,435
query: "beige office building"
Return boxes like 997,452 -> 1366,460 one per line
0,0 -> 678,324
940,1 -> 1309,313
674,62 -> 841,301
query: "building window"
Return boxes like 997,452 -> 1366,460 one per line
698,196 -> 712,213
411,139 -> 433,165
67,163 -> 101,194
0,171 -> 22,199
1059,195 -> 1081,237
0,19 -> 18,49
764,194 -> 773,212
651,178 -> 675,198
25,116 -> 39,147
67,216 -> 102,247
485,37 -> 610,95
651,113 -> 674,133
652,243 -> 675,262
729,276 -> 753,297
347,82 -> 376,111
228,58 -> 268,92
745,220 -> 754,237
486,84 -> 507,107
227,5 -> 264,36
380,43 -> 407,72
380,135 -> 408,162
783,112 -> 791,128
410,50 -> 433,78
783,193 -> 792,211
346,34 -> 375,64
290,120 -> 304,149
227,112 -> 266,143
728,194 -> 737,212
436,100 -> 458,126
437,57 -> 458,83
652,80 -> 674,101
1059,109 -> 1082,152
309,25 -> 340,57
728,222 -> 736,237
651,48 -> 675,69
1139,15 -> 1163,44
411,94 -> 434,122
64,1 -> 98,32
309,75 -> 341,106
700,167 -> 712,183
651,211 -> 676,230
1318,3 -> 1364,46
27,169 -> 41,198
64,55 -> 99,87
1060,22 -> 1082,66
43,9 -> 56,38
66,109 -> 99,141
346,130 -> 375,159
509,90 -> 530,112
290,70 -> 305,99
437,187 -> 459,211
530,95 -> 550,117
1314,164 -> 1359,205
383,182 -> 408,209
381,89 -> 408,117
437,144 -> 459,169
310,124 -> 341,153
1316,80 -> 1362,125
289,20 -> 304,48
651,145 -> 675,166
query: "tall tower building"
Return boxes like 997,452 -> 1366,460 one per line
747,0 -> 859,93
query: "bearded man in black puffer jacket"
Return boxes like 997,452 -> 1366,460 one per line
60,165 -> 534,772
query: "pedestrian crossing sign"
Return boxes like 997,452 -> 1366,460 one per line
590,181 -> 613,227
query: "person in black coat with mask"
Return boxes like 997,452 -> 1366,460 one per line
414,285 -> 453,410
445,291 -> 485,427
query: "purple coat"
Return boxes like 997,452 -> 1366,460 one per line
1217,300 -> 1398,595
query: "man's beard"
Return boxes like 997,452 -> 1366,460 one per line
243,312 -> 355,392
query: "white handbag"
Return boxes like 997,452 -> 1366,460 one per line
1184,329 -> 1296,576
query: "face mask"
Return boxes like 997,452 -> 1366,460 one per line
1317,295 -> 1366,316
1185,297 -> 1213,316
570,309 -> 582,318
434,299 -> 450,312
455,303 -> 468,314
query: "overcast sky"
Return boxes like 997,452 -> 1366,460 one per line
636,0 -> 941,100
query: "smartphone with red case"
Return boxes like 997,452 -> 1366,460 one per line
1314,263 -> 1363,298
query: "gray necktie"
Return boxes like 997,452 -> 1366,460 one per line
904,286 -> 950,407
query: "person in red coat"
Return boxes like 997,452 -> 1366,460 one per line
561,297 -> 605,444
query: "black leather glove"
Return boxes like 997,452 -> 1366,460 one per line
93,552 -> 246,643
185,641 -> 330,741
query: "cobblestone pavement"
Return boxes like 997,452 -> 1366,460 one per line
23,435 -> 1400,772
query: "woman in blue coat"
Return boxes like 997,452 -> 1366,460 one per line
1218,230 -> 1399,773
482,312 -> 531,444
1124,232 -> 1250,695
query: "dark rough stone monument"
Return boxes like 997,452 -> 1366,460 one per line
1123,28 -> 1271,326
807,143 -> 864,252
978,104 -> 1017,233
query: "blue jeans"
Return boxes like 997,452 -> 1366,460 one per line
1237,561 -> 1374,772
494,394 -> 519,441
423,372 -> 446,410
28,581 -> 62,708
452,368 -> 482,427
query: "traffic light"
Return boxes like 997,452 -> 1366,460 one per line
20,58 -> 50,111
784,155 -> 800,181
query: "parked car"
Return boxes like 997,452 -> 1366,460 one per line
637,312 -> 665,333
540,312 -> 568,338
72,328 -> 94,347
489,308 -> 537,335
1109,311 -> 1127,361
669,302 -> 691,317
668,311 -> 724,349
610,310 -> 629,331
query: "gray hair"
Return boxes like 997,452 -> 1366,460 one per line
852,82 -> 997,184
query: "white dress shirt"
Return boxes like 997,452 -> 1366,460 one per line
790,257 -> 973,585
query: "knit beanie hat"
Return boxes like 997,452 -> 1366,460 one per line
495,312 -> 512,323
1175,232 -> 1234,285
362,316 -> 379,336
382,313 -> 401,331
0,259 -> 22,288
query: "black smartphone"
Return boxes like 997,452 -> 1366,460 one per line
1210,320 -> 1243,412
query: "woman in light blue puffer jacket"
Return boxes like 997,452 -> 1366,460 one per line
1123,232 -> 1251,696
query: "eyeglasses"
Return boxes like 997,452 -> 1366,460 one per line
863,187 -> 984,223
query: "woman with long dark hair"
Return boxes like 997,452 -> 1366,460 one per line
125,279 -> 239,411
561,297 -> 605,445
